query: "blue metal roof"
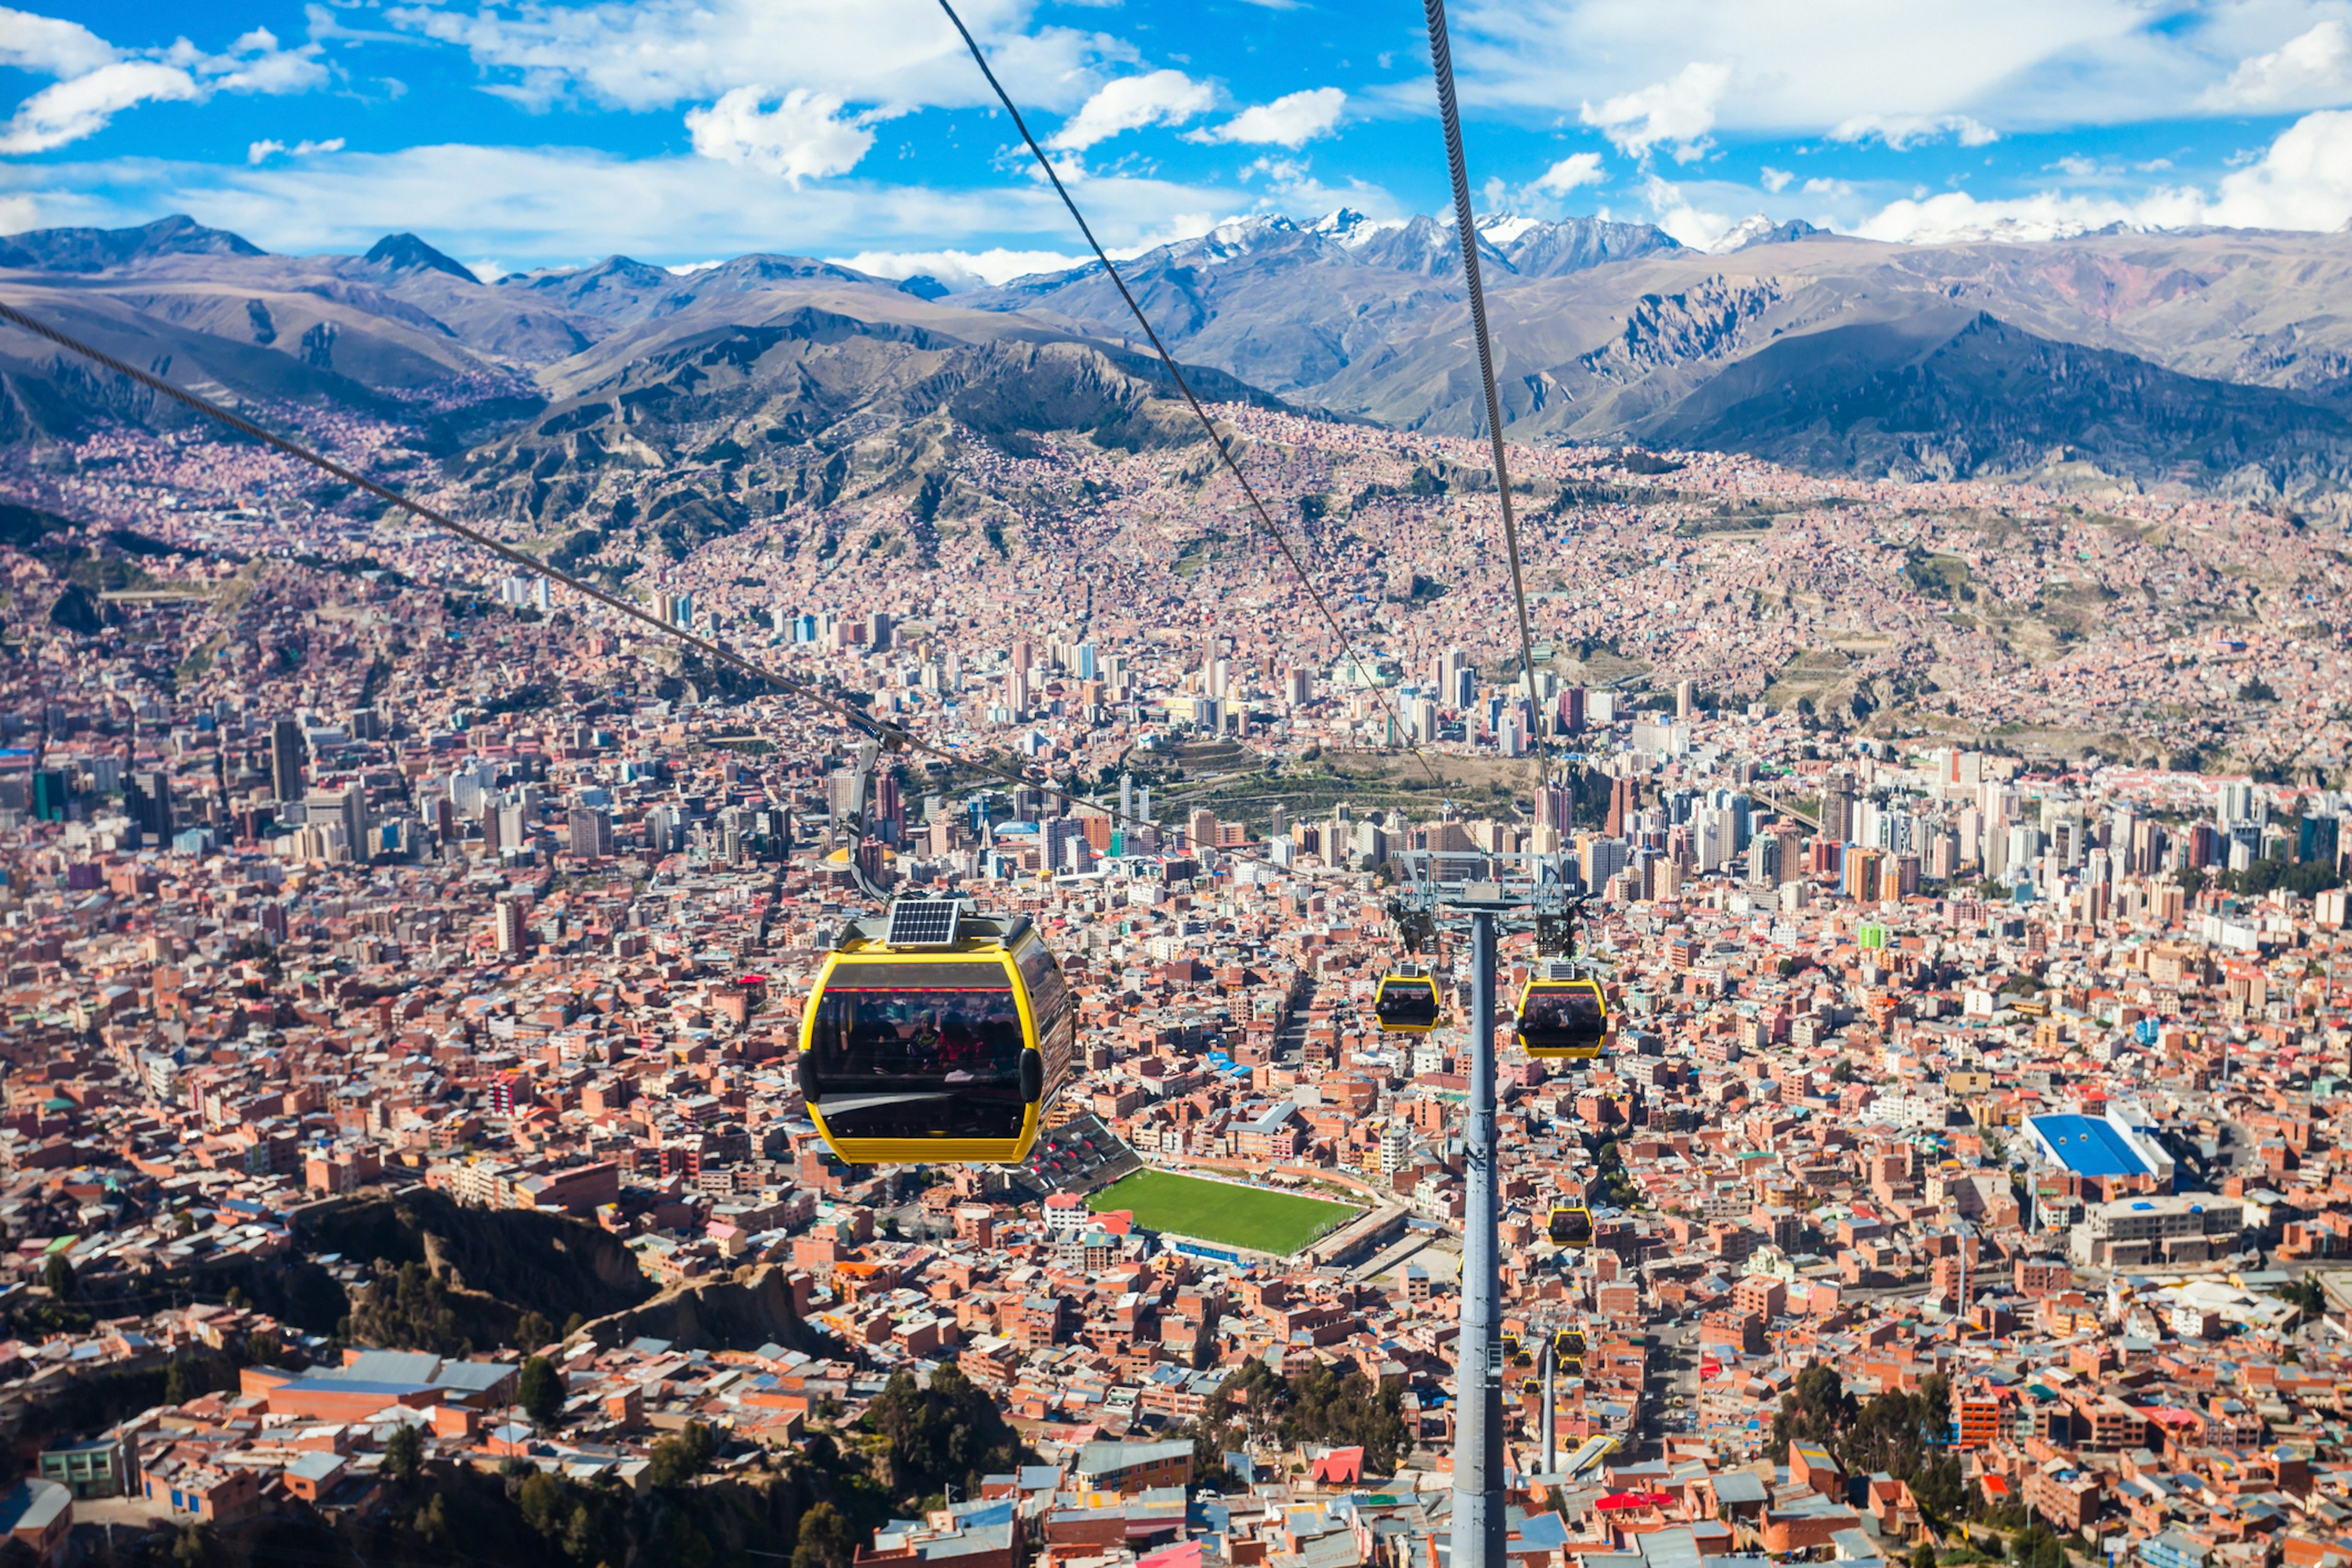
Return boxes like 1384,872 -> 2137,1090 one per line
2030,1114 -> 2150,1178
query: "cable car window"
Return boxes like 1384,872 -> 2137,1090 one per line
1520,987 -> 1605,1047
1376,978 -> 1440,1031
807,971 -> 1028,1140
1016,937 -> 1069,1035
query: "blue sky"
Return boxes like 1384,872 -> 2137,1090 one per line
7,0 -> 2352,284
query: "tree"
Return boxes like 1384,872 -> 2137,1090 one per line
516,1469 -> 568,1536
648,1420 -> 717,1487
516,1311 -> 556,1352
40,1254 -> 72,1299
413,1494 -> 454,1550
243,1329 -> 286,1368
518,1355 -> 564,1427
164,1358 -> 192,1406
383,1422 -> 424,1483
349,1260 -> 461,1353
865,1366 -> 1023,1496
171,1523 -> 217,1568
793,1503 -> 857,1568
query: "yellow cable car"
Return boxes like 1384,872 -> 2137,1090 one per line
1552,1327 -> 1586,1371
1516,960 -> 1607,1059
797,898 -> 1072,1164
1374,971 -> 1442,1034
1500,1330 -> 1525,1366
1548,1205 -> 1594,1249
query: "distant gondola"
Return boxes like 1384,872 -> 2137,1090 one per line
1548,1205 -> 1594,1249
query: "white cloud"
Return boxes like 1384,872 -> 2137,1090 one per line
2203,19 -> 2352,112
1580,61 -> 1728,162
1852,184 -> 2204,243
0,12 -> 324,156
1640,173 -> 1736,247
1189,86 -> 1346,148
685,87 -> 876,186
1047,69 -> 1214,151
383,0 -> 1120,116
2206,107 -> 2352,228
0,7 -> 117,76
1431,0 -> 2225,137
1242,154 -> 1311,184
184,28 -> 329,95
0,61 -> 202,154
1532,151 -> 1606,194
840,246 -> 1087,290
1830,112 -> 1998,149
248,135 -> 345,163
7,142 -> 1247,273
1840,107 -> 2352,241
1760,165 -> 1792,192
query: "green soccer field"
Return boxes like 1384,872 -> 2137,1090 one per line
1089,1169 -> 1361,1256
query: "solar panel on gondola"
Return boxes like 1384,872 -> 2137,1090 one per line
886,898 -> 960,948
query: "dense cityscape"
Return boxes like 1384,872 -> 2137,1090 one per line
2,385 -> 2350,1568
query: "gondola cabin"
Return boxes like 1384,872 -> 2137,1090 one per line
1548,1205 -> 1594,1249
1374,972 -> 1442,1034
797,899 -> 1072,1164
1516,960 -> 1608,1060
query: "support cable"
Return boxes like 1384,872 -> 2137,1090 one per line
933,0 -> 1442,786
1422,0 -> 1551,806
0,300 -> 1159,840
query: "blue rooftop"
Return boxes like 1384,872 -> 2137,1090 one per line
2029,1114 -> 2152,1178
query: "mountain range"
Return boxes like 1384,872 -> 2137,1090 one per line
6,211 -> 2352,517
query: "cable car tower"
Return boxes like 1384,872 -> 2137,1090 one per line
1387,849 -> 1600,1568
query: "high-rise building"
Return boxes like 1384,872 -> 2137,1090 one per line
494,899 -> 527,954
1822,773 -> 1857,844
1607,777 -> 1638,838
127,770 -> 173,842
1044,816 -> 1088,874
1583,835 -> 1628,890
30,769 -> 69,822
270,717 -> 306,803
568,805 -> 614,859
307,784 -> 368,859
